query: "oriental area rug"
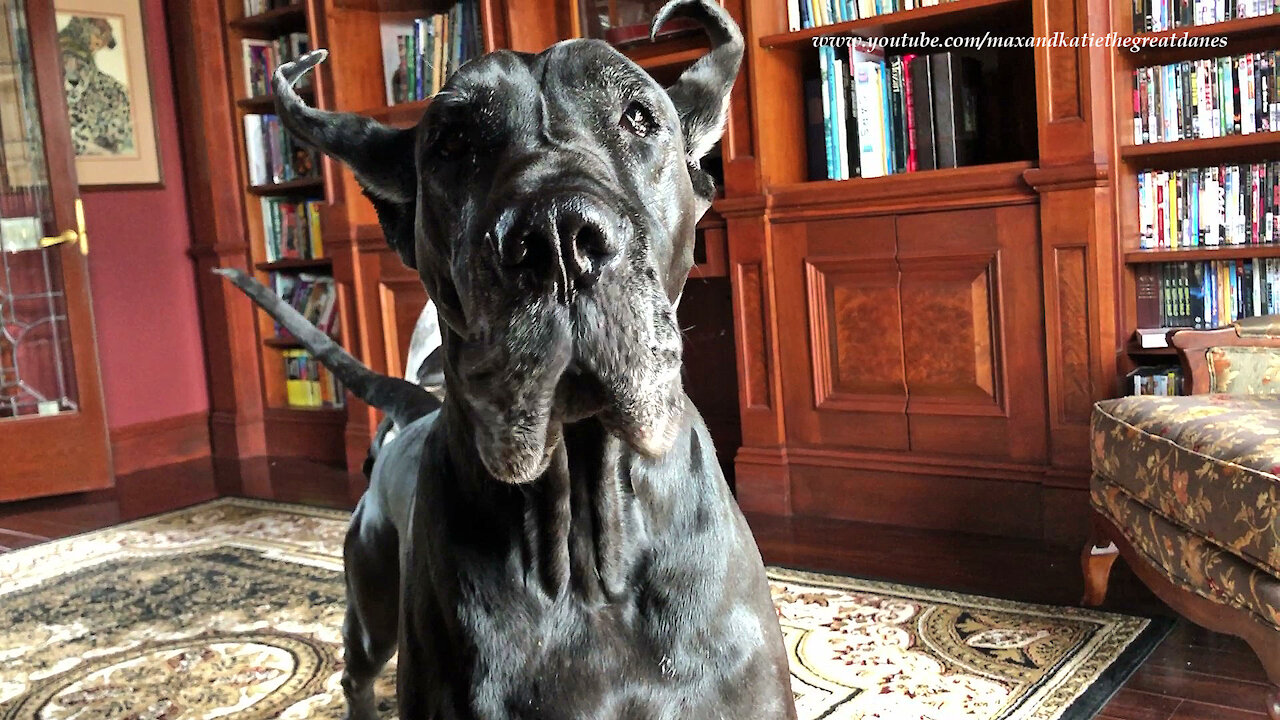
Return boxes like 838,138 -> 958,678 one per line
0,498 -> 1166,720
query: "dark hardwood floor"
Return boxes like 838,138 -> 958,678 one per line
0,458 -> 1272,719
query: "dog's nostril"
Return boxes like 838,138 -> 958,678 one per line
565,220 -> 617,287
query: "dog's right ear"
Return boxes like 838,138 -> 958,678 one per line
274,50 -> 419,269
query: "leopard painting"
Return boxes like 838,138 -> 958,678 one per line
58,16 -> 134,156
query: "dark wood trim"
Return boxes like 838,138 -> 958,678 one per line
758,0 -> 1026,48
109,412 -> 212,476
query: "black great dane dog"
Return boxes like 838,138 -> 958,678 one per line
217,0 -> 796,717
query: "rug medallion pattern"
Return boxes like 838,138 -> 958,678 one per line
0,499 -> 1159,720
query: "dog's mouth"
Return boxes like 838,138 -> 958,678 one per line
454,279 -> 685,484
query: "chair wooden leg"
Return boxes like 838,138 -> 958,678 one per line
1081,538 -> 1119,607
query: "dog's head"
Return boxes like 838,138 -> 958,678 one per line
272,0 -> 741,483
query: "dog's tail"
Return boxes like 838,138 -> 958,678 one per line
214,268 -> 438,428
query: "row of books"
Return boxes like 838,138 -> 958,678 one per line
1125,366 -> 1184,396
1137,162 -> 1280,249
242,34 -> 311,98
1132,52 -> 1280,145
1132,0 -> 1277,33
241,0 -> 292,16
1134,258 -> 1280,331
786,0 -> 952,30
271,273 -> 339,338
260,198 -> 324,262
244,114 -> 319,186
282,350 -> 345,408
381,0 -> 482,105
807,47 -> 979,181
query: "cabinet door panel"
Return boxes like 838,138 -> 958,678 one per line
897,206 -> 1048,462
775,216 -> 909,450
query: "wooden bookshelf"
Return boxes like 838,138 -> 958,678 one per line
236,86 -> 313,112
1124,244 -> 1280,263
758,0 -> 1027,47
1108,0 -> 1280,383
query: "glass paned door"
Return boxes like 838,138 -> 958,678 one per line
0,0 -> 78,418
0,0 -> 111,499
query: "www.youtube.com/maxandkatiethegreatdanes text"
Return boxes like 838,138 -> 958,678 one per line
812,31 -> 1230,52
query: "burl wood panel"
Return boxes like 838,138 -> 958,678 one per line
806,257 -> 906,412
776,215 -> 910,451
897,206 -> 1049,463
1050,245 -> 1094,423
735,262 -> 771,410
898,253 -> 1001,412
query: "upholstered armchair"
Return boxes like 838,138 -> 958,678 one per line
1083,315 -> 1280,719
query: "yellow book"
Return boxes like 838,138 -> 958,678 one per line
306,201 -> 323,259
1168,173 -> 1178,249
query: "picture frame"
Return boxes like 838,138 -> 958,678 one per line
53,0 -> 162,188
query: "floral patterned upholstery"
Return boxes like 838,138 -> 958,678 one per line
1091,395 -> 1280,579
1206,347 -> 1280,395
1091,480 -> 1280,630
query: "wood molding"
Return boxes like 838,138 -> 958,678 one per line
1022,163 -> 1109,192
110,412 -> 212,476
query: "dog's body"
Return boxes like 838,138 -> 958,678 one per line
218,2 -> 796,717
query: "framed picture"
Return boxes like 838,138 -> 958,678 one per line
54,0 -> 161,187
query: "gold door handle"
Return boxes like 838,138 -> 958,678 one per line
39,200 -> 88,255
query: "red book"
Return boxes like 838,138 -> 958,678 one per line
901,54 -> 917,173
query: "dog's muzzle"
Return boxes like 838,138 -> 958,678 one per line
487,193 -> 625,302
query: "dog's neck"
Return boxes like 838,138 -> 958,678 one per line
433,390 -> 695,601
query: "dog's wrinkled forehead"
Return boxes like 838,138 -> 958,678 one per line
422,41 -> 676,152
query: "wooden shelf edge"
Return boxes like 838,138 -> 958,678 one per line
264,405 -> 347,420
229,3 -> 306,31
1121,131 -> 1280,163
256,258 -> 332,271
359,98 -> 431,127
236,86 -> 312,112
759,0 -> 1026,48
1124,13 -> 1280,46
247,177 -> 324,196
767,160 -> 1036,214
1124,243 -> 1280,263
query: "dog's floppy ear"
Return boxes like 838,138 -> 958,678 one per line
650,0 -> 743,164
274,50 -> 419,268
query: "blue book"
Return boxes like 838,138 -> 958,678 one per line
799,0 -> 811,28
819,48 -> 835,179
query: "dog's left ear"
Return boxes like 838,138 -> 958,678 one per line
650,0 -> 743,167
273,50 -> 420,269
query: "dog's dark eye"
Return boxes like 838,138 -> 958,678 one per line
620,101 -> 656,138
433,127 -> 469,159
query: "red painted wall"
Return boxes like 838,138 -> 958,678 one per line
82,0 -> 208,430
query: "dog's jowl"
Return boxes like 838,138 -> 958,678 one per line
218,0 -> 797,717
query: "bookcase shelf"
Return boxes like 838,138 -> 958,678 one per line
767,160 -> 1035,210
1125,13 -> 1280,47
236,86 -> 313,112
230,3 -> 306,32
256,258 -> 332,271
360,98 -> 431,127
1120,131 -> 1280,167
263,336 -> 304,349
1124,244 -> 1280,263
247,177 -> 324,196
758,0 -> 1027,48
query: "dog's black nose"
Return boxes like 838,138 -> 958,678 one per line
491,196 -> 622,294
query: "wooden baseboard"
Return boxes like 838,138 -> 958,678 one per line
110,411 -> 212,476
